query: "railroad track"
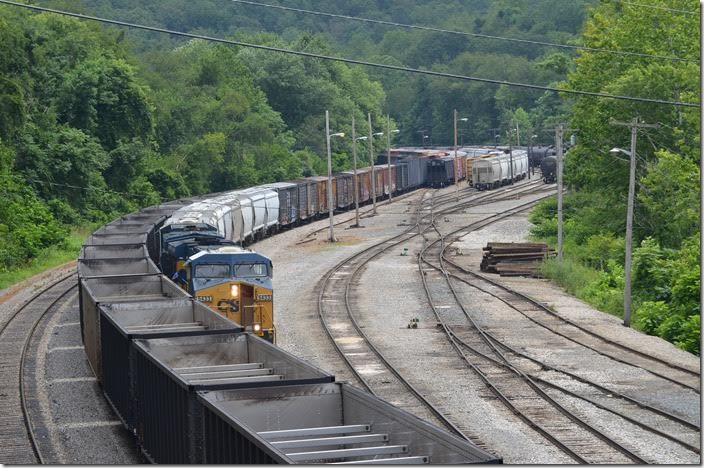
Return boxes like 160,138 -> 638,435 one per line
0,272 -> 77,464
316,180 -> 546,452
416,189 -> 700,462
416,192 -> 653,464
443,256 -> 700,393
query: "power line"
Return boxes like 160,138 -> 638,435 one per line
229,0 -> 698,63
0,0 -> 697,108
24,177 -> 165,201
618,1 -> 698,15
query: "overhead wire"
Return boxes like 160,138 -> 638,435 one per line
23,177 -> 167,201
618,1 -> 699,15
229,0 -> 699,63
0,0 -> 697,108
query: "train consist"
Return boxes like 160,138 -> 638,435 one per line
76,149 -> 503,463
137,147 -> 537,344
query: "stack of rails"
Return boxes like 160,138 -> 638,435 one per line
480,242 -> 555,278
77,198 -> 501,464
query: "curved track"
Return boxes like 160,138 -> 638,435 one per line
316,180 -> 547,453
414,188 -> 700,462
0,273 -> 77,464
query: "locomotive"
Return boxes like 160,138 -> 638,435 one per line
159,201 -> 276,342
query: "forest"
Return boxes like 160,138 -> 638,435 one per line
0,0 -> 699,352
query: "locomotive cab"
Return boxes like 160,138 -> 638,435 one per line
183,247 -> 275,342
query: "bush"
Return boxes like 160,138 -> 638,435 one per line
635,301 -> 669,334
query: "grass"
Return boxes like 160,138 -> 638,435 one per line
540,256 -> 624,320
0,227 -> 94,290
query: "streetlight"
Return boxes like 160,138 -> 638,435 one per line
386,115 -> 399,202
453,110 -> 469,201
325,110 -> 344,243
350,116 -> 364,228
367,113 -> 382,215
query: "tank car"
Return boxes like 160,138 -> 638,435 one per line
540,155 -> 557,184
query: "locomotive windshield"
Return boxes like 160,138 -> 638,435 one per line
194,264 -> 230,278
234,263 -> 268,278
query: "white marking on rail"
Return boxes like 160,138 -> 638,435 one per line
48,345 -> 84,352
54,321 -> 80,327
58,420 -> 122,430
48,377 -> 97,384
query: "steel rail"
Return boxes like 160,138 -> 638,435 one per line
455,256 -> 700,378
418,194 -> 649,464
449,329 -> 700,454
441,263 -> 701,430
442,255 -> 700,392
0,272 -> 77,464
315,182 -> 544,443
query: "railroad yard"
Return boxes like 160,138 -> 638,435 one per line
1,176 -> 698,464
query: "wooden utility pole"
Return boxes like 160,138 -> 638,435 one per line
610,117 -> 659,327
547,124 -> 578,262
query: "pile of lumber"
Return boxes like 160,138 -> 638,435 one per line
480,242 -> 555,278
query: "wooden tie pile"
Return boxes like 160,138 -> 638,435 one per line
480,242 -> 555,278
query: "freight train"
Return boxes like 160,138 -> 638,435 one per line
76,145 -> 540,462
76,155 -> 502,463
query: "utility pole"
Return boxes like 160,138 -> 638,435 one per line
387,114 -> 392,202
488,128 -> 501,147
325,110 -> 336,243
610,117 -> 659,328
351,115 -> 360,228
555,124 -> 564,261
368,113 -> 377,215
325,111 -> 344,242
507,128 -> 514,185
546,124 -> 578,263
453,109 -> 459,201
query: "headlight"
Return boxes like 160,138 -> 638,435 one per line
230,284 -> 239,297
253,323 -> 261,332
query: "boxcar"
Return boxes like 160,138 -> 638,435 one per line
333,172 -> 354,210
428,157 -> 455,188
261,182 -> 299,228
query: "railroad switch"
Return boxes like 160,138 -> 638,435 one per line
407,318 -> 419,329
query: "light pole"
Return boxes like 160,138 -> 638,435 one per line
453,110 -> 468,201
507,129 -> 514,185
354,135 -> 369,227
386,115 -> 399,202
609,117 -> 659,327
529,133 -> 537,177
325,110 -> 344,243
368,114 -> 378,215
351,116 -> 362,228
417,130 -> 428,147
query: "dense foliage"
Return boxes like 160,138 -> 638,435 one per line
530,0 -> 700,354
40,0 -> 590,145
